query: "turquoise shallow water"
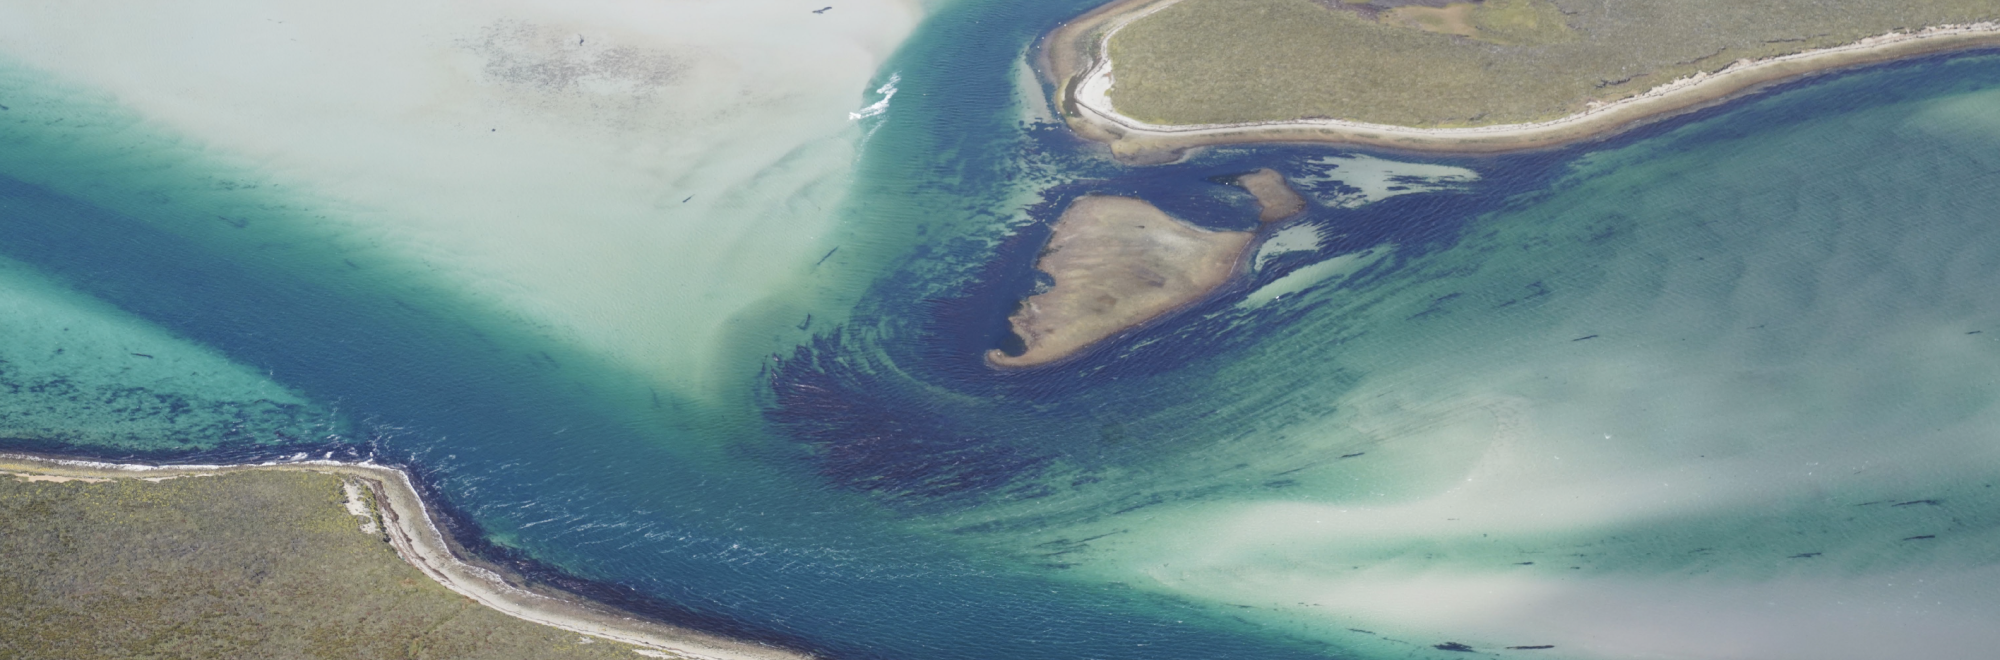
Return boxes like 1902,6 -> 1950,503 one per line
5,0 -> 2000,657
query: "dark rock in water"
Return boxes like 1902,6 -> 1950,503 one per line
1433,642 -> 1475,652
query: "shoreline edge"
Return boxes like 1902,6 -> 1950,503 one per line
1041,0 -> 2000,162
0,451 -> 814,660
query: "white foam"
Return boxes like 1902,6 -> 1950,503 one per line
849,72 -> 900,120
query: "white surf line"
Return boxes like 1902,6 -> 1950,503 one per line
849,72 -> 901,120
0,452 -> 814,660
1071,3 -> 2000,147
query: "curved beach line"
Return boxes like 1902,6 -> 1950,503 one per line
0,452 -> 812,660
1043,0 -> 2000,162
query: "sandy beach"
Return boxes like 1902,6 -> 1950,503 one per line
0,452 -> 813,660
1043,0 -> 2000,162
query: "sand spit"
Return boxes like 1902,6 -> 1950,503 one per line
0,452 -> 813,660
1043,0 -> 2000,162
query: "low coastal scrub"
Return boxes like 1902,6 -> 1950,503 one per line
1106,0 -> 2000,126
0,471 -> 653,659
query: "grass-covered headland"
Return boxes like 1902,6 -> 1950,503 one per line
1098,0 -> 2000,127
0,466 -> 661,659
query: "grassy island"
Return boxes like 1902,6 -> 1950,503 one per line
0,457 -> 803,660
0,469 -> 648,659
1045,0 -> 2000,158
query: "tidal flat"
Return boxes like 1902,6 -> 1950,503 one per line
990,195 -> 1252,367
992,169 -> 1304,366
1231,168 -> 1305,222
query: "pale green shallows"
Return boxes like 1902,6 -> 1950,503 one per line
939,56 -> 2000,657
0,256 -> 340,451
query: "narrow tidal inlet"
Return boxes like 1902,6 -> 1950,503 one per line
4,1 -> 2000,658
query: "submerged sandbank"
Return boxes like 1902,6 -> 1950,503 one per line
1042,0 -> 2000,162
0,452 -> 811,660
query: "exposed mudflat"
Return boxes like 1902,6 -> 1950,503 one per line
990,195 -> 1251,367
1236,168 -> 1307,222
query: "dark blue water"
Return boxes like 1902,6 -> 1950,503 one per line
7,0 -> 2000,656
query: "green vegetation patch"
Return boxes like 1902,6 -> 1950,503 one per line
1105,0 -> 2000,126
1466,0 -> 1574,45
0,471 -> 653,659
